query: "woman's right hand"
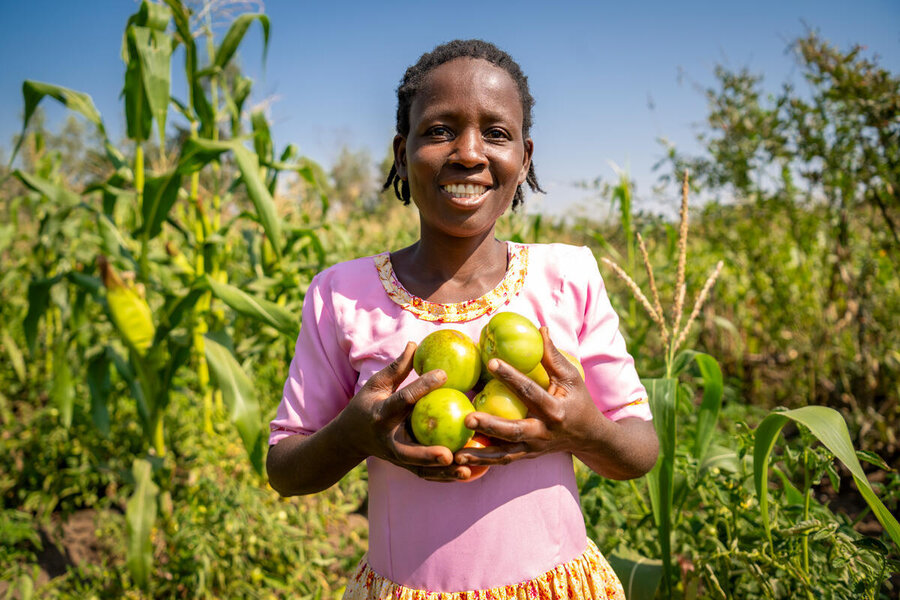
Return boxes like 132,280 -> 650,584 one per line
342,342 -> 472,482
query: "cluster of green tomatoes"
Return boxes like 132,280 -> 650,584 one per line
409,312 -> 584,477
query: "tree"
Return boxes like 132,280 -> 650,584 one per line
658,32 -> 900,450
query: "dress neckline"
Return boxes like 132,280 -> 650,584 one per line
373,242 -> 529,323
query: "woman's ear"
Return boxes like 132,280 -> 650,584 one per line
518,138 -> 534,185
393,134 -> 408,180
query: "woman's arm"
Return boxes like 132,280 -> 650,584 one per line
267,343 -> 468,496
455,328 -> 659,480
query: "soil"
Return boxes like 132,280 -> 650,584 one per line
0,509 -> 107,598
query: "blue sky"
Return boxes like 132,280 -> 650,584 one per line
2,0 -> 898,216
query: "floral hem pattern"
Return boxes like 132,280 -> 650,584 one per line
342,539 -> 626,600
374,243 -> 529,323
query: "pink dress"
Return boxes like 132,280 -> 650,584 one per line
269,242 -> 650,593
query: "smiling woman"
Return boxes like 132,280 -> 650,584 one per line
266,38 -> 657,597
394,57 -> 533,244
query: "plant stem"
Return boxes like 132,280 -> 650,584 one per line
135,143 -> 149,278
802,459 -> 811,575
152,415 -> 165,457
628,479 -> 651,514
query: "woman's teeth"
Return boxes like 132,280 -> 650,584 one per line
443,183 -> 487,198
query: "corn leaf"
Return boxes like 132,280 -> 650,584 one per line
129,26 -> 173,149
232,143 -> 283,259
108,346 -> 150,429
24,275 -> 63,353
124,42 -> 152,142
699,444 -> 740,475
688,352 -> 723,461
50,337 -> 74,428
251,111 -> 273,164
204,334 -> 264,474
125,458 -> 158,589
607,550 -> 663,600
1,329 -> 26,384
201,275 -> 298,338
754,406 -> 900,552
644,377 -> 678,588
176,137 -> 233,174
86,352 -> 112,438
154,287 -> 206,343
214,13 -> 269,71
10,81 -> 106,166
136,0 -> 171,31
13,170 -> 80,206
140,171 -> 182,239
668,350 -> 725,461
96,212 -> 132,260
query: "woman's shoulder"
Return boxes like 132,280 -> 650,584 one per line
517,241 -> 592,261
311,253 -> 386,291
516,242 -> 597,280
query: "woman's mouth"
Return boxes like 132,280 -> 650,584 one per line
441,183 -> 489,207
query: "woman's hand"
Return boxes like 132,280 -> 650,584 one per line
454,328 -> 659,480
342,342 -> 475,482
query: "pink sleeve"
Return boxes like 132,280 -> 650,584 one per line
269,272 -> 358,445
575,248 -> 651,422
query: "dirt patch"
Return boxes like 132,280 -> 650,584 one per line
0,509 -> 109,597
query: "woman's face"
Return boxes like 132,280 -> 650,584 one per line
394,57 -> 534,240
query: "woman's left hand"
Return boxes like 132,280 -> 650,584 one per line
454,327 -> 658,480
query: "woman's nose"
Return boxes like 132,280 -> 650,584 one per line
450,129 -> 487,168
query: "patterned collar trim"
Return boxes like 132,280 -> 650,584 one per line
373,242 -> 529,323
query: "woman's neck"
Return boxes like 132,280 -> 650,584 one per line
391,228 -> 509,304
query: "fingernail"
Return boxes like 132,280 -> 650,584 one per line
488,359 -> 500,372
457,456 -> 468,465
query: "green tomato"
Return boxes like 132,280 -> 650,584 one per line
414,329 -> 482,392
411,388 -> 476,452
473,379 -> 528,420
526,350 -> 585,389
480,312 -> 543,373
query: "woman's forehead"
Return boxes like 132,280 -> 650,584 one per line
411,57 -> 524,122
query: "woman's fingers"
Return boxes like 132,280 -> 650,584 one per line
364,342 -> 418,394
465,412 -> 550,443
454,441 -> 531,466
484,357 -> 559,421
392,437 -> 472,480
536,327 -> 580,392
377,368 -> 447,425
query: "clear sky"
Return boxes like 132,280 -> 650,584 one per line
2,0 -> 898,216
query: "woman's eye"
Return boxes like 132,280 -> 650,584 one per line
428,126 -> 452,137
485,129 -> 510,140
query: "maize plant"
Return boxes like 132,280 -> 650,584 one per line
597,172 -> 899,598
7,0 -> 328,588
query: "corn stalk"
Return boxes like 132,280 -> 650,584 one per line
9,0 -> 316,588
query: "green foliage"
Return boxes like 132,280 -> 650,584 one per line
1,14 -> 898,599
658,32 -> 900,455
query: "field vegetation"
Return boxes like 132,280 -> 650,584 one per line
0,2 -> 897,598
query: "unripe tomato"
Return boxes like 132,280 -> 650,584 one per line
479,312 -> 543,373
414,329 -> 482,392
526,350 -> 585,389
411,388 -> 475,452
473,379 -> 528,420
